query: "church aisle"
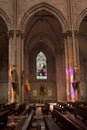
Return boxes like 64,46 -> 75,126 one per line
31,106 -> 46,130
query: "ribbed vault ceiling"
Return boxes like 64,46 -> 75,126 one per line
24,10 -> 63,56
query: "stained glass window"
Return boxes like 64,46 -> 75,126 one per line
36,52 -> 47,79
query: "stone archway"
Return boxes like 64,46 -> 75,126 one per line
19,3 -> 68,103
76,9 -> 87,102
75,8 -> 87,31
0,8 -> 12,30
0,11 -> 11,103
20,2 -> 68,32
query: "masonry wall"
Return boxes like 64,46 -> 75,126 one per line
0,0 -> 87,30
0,0 -> 87,103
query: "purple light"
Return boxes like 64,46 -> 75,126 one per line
69,66 -> 75,101
66,66 -> 76,101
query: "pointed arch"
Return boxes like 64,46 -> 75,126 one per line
0,8 -> 12,30
20,2 -> 68,32
36,51 -> 47,79
75,8 -> 87,31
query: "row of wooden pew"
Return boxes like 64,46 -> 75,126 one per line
44,101 -> 87,130
0,103 -> 41,130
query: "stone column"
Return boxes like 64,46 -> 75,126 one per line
56,53 -> 62,102
21,33 -> 24,103
64,32 -> 70,101
64,30 -> 80,101
64,31 -> 74,101
8,30 -> 16,103
56,49 -> 66,102
73,30 -> 80,101
16,30 -> 24,103
8,30 -> 24,103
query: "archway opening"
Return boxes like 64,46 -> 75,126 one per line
24,9 -> 65,103
0,16 -> 9,103
79,15 -> 87,101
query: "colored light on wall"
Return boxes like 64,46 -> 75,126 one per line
69,66 -> 75,101
66,66 -> 76,101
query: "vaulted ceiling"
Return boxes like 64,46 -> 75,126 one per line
0,11 -> 87,62
24,10 -> 64,56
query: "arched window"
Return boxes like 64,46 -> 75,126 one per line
36,52 -> 47,79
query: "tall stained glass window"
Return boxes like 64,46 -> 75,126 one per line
36,52 -> 47,79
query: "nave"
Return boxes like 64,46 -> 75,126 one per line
0,103 -> 46,130
0,101 -> 87,130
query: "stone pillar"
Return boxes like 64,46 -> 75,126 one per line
73,30 -> 80,101
8,30 -> 24,103
64,32 -> 70,101
8,30 -> 16,103
64,31 -> 74,101
16,30 -> 24,103
21,33 -> 24,103
56,49 -> 66,102
64,30 -> 80,101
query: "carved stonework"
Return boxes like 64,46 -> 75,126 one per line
15,30 -> 22,38
8,30 -> 24,39
64,30 -> 79,39
74,30 -> 79,37
63,30 -> 72,38
8,30 -> 14,38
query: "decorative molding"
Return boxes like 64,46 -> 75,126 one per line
63,30 -> 72,38
20,2 -> 68,32
74,30 -> 79,37
8,30 -> 14,38
8,30 -> 24,39
63,30 -> 79,38
16,30 -> 21,37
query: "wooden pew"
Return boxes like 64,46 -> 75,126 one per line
14,109 -> 34,130
0,103 -> 4,110
0,103 -> 16,116
67,113 -> 87,130
27,104 -> 36,115
67,101 -> 87,108
0,110 -> 9,126
52,109 -> 83,130
57,102 -> 67,107
41,103 -> 50,115
65,105 -> 87,129
44,116 -> 62,130
54,105 -> 66,114
14,103 -> 26,115
72,108 -> 87,122
65,105 -> 76,113
66,105 -> 87,122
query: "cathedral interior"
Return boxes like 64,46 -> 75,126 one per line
0,0 -> 87,130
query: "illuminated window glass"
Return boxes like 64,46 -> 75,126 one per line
36,52 -> 47,79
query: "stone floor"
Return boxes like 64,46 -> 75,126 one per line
0,106 -> 46,130
31,107 -> 46,130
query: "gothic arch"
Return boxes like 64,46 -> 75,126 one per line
25,32 -> 57,57
75,8 -> 87,31
20,2 -> 68,32
0,8 -> 12,30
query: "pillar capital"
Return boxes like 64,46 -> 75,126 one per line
74,30 -> 79,37
63,30 -> 79,39
8,30 -> 14,38
63,30 -> 72,38
8,30 -> 24,39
